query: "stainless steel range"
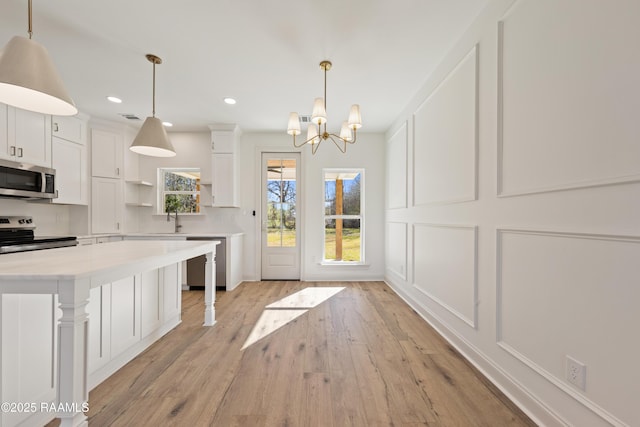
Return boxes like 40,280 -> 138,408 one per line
0,216 -> 77,254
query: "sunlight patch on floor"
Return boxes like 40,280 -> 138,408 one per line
266,287 -> 345,309
241,287 -> 345,350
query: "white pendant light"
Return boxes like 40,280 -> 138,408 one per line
0,0 -> 77,116
130,54 -> 176,157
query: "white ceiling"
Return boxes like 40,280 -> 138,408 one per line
0,0 -> 487,133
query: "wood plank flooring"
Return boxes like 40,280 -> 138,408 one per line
49,281 -> 536,426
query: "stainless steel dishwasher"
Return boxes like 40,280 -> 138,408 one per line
186,237 -> 226,290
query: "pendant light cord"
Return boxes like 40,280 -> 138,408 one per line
27,0 -> 33,39
152,60 -> 156,117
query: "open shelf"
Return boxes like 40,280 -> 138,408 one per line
125,180 -> 153,187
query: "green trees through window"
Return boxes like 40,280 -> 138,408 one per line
266,159 -> 297,247
160,168 -> 201,214
324,169 -> 363,262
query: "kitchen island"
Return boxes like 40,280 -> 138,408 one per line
0,240 -> 219,427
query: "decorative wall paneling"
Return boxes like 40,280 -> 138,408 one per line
497,0 -> 640,197
386,122 -> 408,210
413,223 -> 477,328
413,45 -> 478,207
385,222 -> 408,281
497,228 -> 639,426
384,0 -> 640,425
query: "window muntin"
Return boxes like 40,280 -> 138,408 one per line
323,169 -> 363,262
158,168 -> 201,214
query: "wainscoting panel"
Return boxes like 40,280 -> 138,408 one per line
497,229 -> 640,425
386,122 -> 408,210
498,0 -> 640,196
413,224 -> 477,327
385,222 -> 407,281
413,46 -> 478,206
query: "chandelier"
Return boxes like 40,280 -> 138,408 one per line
287,60 -> 362,154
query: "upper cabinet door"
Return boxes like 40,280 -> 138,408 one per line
52,115 -> 87,145
0,104 -> 7,160
91,129 -> 123,179
1,106 -> 52,168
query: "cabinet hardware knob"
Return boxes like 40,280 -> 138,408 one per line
53,123 -> 59,132
9,146 -> 15,156
17,147 -> 23,158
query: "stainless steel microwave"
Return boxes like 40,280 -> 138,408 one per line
0,159 -> 57,199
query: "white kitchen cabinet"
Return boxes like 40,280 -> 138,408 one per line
163,263 -> 181,322
52,136 -> 88,205
212,152 -> 239,207
110,275 -> 141,358
52,115 -> 86,145
0,104 -> 7,157
0,106 -> 51,167
141,269 -> 162,338
211,125 -> 237,153
92,177 -> 123,233
91,128 -> 123,179
1,294 -> 58,427
210,124 -> 240,207
91,128 -> 124,234
88,284 -> 111,373
52,114 -> 88,204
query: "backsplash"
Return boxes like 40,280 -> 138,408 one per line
0,198 -> 74,236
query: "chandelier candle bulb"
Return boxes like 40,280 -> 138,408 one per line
340,121 -> 353,142
348,104 -> 362,129
287,112 -> 301,135
311,98 -> 327,125
307,124 -> 319,144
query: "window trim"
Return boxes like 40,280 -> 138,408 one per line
322,168 -> 365,264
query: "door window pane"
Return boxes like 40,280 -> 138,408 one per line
266,159 -> 296,247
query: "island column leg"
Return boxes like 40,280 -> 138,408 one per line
204,251 -> 217,326
57,279 -> 90,427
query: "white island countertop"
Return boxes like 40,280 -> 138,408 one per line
0,240 -> 220,282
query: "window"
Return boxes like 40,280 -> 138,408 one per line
323,169 -> 363,262
158,168 -> 201,214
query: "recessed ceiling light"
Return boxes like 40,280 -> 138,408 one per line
162,121 -> 173,127
106,96 -> 122,104
223,97 -> 236,105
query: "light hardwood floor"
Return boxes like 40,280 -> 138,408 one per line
49,281 -> 536,426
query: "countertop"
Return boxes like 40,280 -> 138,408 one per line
0,240 -> 219,281
77,232 -> 243,239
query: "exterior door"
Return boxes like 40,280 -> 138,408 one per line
261,153 -> 300,280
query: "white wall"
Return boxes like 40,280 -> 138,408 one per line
384,0 -> 640,426
238,131 -> 386,282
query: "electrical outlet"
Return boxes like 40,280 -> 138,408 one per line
566,356 -> 586,391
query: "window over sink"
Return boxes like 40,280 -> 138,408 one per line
158,168 -> 201,214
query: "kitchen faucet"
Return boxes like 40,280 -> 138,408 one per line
167,208 -> 182,233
